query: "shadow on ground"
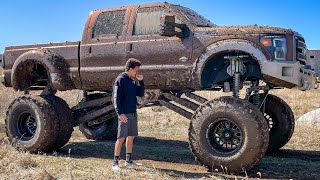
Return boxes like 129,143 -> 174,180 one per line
60,136 -> 320,179
249,149 -> 320,179
62,136 -> 195,164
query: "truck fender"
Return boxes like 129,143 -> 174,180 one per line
11,49 -> 75,91
192,39 -> 269,87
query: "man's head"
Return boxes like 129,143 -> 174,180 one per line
125,58 -> 141,78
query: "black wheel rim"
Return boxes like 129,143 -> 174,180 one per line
206,119 -> 243,153
17,112 -> 37,141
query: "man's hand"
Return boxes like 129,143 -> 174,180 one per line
119,114 -> 128,123
136,74 -> 143,81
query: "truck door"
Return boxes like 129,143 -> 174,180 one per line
80,8 -> 130,90
126,5 -> 193,90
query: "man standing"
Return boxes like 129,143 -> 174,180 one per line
112,58 -> 144,171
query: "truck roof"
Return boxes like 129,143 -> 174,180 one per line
95,2 -> 174,11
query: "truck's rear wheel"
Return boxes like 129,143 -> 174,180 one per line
264,94 -> 295,152
189,96 -> 269,173
79,114 -> 118,140
5,96 -> 59,152
43,95 -> 74,150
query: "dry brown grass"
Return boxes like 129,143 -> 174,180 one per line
0,74 -> 320,179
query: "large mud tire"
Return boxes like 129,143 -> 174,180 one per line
43,95 -> 74,151
264,94 -> 295,152
189,96 -> 269,173
5,96 -> 59,152
79,116 -> 118,140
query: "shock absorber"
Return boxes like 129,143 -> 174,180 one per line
251,81 -> 260,107
252,90 -> 260,106
233,72 -> 240,98
225,55 -> 246,98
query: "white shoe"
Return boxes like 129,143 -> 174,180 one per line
112,164 -> 120,171
125,161 -> 143,167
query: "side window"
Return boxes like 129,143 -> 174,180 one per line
93,10 -> 126,38
133,7 -> 183,36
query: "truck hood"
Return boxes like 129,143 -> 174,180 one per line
194,25 -> 294,36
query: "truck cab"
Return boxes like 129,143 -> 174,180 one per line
79,2 -> 315,92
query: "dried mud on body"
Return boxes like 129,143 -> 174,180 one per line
0,80 -> 320,179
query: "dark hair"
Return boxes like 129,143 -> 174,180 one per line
125,58 -> 141,72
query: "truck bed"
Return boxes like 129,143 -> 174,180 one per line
3,41 -> 79,69
2,41 -> 80,88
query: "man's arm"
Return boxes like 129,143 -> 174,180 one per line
136,80 -> 145,97
113,79 -> 124,115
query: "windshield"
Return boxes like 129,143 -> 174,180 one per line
172,5 -> 217,27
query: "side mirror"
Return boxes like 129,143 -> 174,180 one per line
160,15 -> 188,38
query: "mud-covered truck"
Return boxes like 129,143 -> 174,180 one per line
1,2 -> 316,173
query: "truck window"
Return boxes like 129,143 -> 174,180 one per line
133,6 -> 182,36
92,10 -> 126,38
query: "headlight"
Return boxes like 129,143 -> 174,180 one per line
260,35 -> 287,60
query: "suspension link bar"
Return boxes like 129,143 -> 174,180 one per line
158,99 -> 193,119
72,96 -> 112,111
88,111 -> 117,126
185,92 -> 208,104
163,93 -> 199,111
76,104 -> 115,126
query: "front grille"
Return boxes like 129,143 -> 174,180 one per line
296,36 -> 307,65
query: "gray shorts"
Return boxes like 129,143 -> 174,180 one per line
117,112 -> 138,138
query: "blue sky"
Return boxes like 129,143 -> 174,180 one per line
1,0 -> 319,53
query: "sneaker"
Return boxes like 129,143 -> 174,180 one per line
112,163 -> 120,171
125,161 -> 143,167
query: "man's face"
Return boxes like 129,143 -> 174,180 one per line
130,66 -> 140,78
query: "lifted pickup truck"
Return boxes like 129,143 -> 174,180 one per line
1,2 -> 316,173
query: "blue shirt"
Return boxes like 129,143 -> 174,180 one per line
112,72 -> 145,115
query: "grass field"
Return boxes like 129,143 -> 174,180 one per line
0,79 -> 320,179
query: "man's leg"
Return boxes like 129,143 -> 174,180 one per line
125,136 -> 135,163
115,137 -> 126,156
113,137 -> 125,170
125,113 -> 141,166
126,136 -> 135,154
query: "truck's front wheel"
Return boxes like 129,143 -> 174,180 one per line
189,97 -> 269,173
5,96 -> 59,152
264,94 -> 295,152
